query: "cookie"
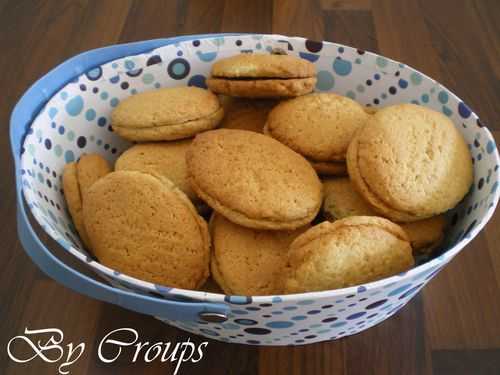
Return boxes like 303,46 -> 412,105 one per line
186,129 -> 322,230
207,54 -> 316,98
347,104 -> 473,222
76,154 -> 112,197
62,154 -> 111,250
210,214 -> 307,295
208,78 -> 316,99
63,164 -> 89,248
322,178 -> 376,220
210,253 -> 231,294
322,178 -> 446,253
211,53 -> 316,78
220,97 -> 277,133
265,93 -> 369,162
284,216 -> 414,293
115,140 -> 198,202
401,215 -> 446,254
82,171 -> 210,289
111,87 -> 223,141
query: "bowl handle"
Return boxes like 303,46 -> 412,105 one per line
16,196 -> 229,322
9,35 -> 247,323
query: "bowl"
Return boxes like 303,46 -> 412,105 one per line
14,33 -> 499,345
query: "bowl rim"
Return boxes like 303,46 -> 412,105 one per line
21,33 -> 500,303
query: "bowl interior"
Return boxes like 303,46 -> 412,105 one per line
19,34 -> 499,302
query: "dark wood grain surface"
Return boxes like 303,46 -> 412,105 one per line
1,1 -> 499,374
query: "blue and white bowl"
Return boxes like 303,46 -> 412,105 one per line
14,34 -> 499,345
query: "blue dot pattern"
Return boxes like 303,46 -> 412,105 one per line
20,34 -> 500,346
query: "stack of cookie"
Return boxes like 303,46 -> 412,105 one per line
63,52 -> 473,296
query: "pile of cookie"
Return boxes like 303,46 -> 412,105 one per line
63,53 -> 473,296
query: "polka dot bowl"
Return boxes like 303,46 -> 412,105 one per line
15,34 -> 499,346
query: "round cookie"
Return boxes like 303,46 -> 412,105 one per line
210,257 -> 231,295
186,129 -> 322,230
207,54 -> 316,98
82,171 -> 210,289
322,178 -> 376,220
322,178 -> 446,253
115,140 -> 198,202
63,163 -> 89,248
208,78 -> 316,99
265,93 -> 369,162
210,214 -> 307,295
111,87 -> 223,141
347,104 -> 473,222
262,122 -> 347,176
76,154 -> 112,197
401,215 -> 446,254
284,216 -> 414,293
63,154 -> 111,250
211,53 -> 316,78
220,97 -> 277,133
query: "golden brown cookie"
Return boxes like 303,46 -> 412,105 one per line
401,215 -> 446,254
63,163 -> 89,248
115,140 -> 198,202
284,216 -> 414,293
265,93 -> 369,162
322,178 -> 446,253
262,122 -> 347,176
76,154 -> 112,197
219,97 -> 277,133
63,154 -> 111,250
186,129 -> 322,230
211,53 -> 316,78
210,254 -> 230,294
347,104 -> 473,222
322,178 -> 376,220
207,78 -> 316,99
82,171 -> 210,289
210,214 -> 307,295
207,54 -> 316,98
111,87 -> 223,141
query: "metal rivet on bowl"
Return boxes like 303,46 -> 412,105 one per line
199,312 -> 228,323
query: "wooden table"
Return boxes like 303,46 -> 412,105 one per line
1,1 -> 499,374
